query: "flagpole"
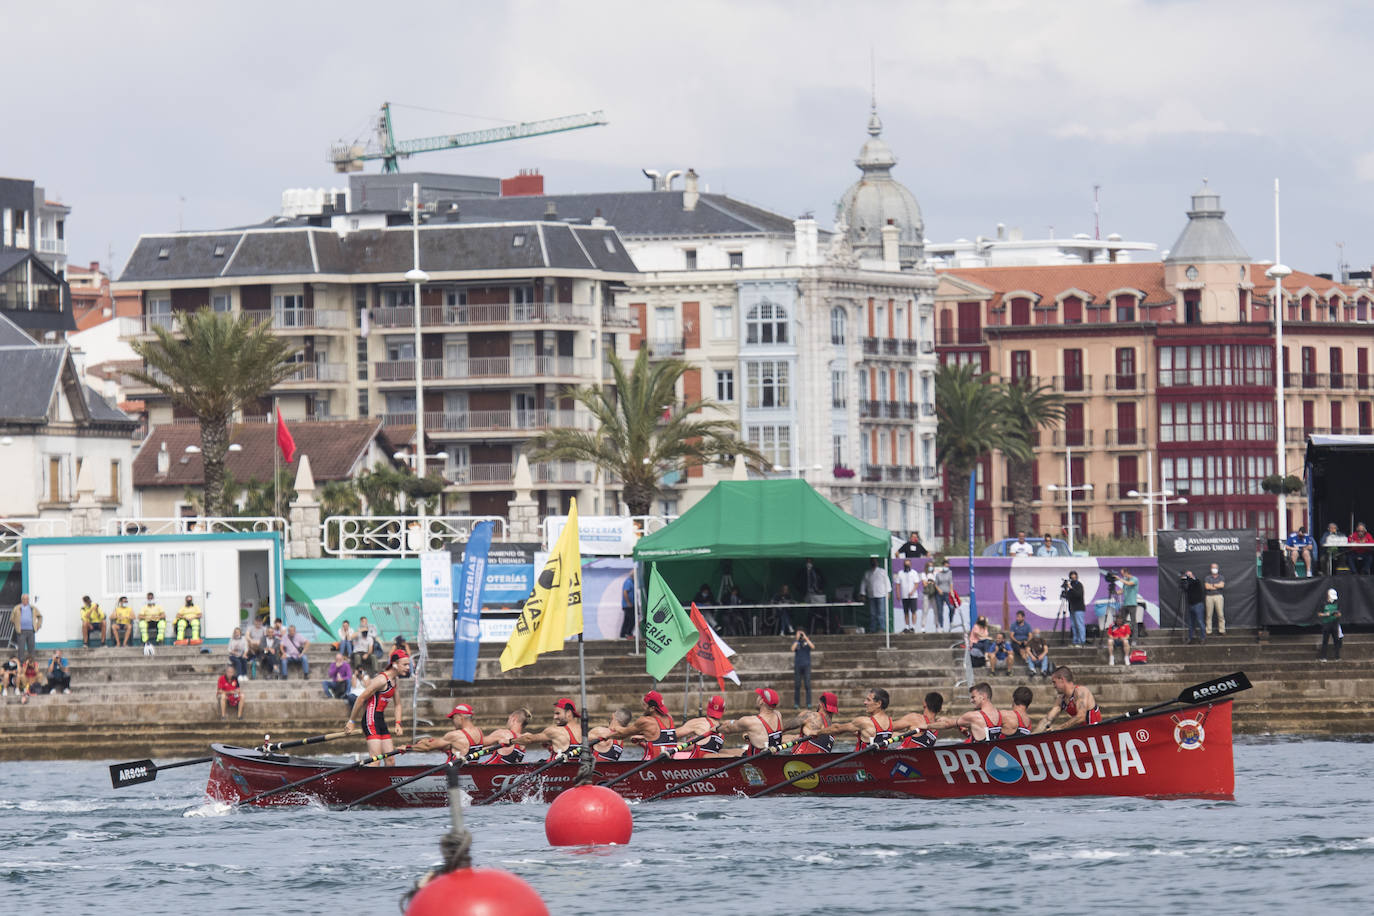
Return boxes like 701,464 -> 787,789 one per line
632,562 -> 641,656
272,396 -> 280,519
682,659 -> 690,722
697,668 -> 704,717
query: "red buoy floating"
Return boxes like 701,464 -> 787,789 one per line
544,784 -> 634,846
405,867 -> 548,916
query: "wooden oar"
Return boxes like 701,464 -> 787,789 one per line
598,737 -> 709,789
472,748 -> 575,806
642,739 -> 802,803
341,742 -> 501,810
108,729 -> 349,789
1101,671 -> 1252,725
752,730 -> 918,798
234,744 -> 415,806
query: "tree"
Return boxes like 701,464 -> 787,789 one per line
1000,378 -> 1065,536
320,480 -> 363,518
355,461 -> 442,516
935,363 -> 1030,543
527,348 -> 764,516
131,309 -> 299,516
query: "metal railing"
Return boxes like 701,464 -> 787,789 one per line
1103,373 -> 1143,391
999,486 -> 1042,502
1051,429 -> 1092,446
0,518 -> 71,559
1105,428 -> 1145,446
1052,375 -> 1092,393
323,515 -> 506,556
1105,483 -> 1143,499
373,355 -> 589,382
647,336 -> 687,355
244,308 -> 350,331
370,302 -> 597,330
106,516 -> 288,544
381,408 -> 589,434
37,238 -> 66,254
281,361 -> 347,383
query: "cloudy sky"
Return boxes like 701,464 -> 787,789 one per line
12,0 -> 1372,276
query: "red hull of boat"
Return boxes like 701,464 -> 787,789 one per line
206,700 -> 1234,807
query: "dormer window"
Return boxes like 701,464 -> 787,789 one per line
157,247 -> 170,259
512,233 -> 526,248
603,237 -> 616,254
213,244 -> 227,257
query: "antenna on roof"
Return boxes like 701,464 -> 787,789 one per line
870,45 -> 877,111
1093,184 -> 1101,241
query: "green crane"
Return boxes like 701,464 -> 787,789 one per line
329,102 -> 608,174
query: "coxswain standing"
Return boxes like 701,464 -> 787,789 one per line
891,692 -> 945,748
412,703 -> 484,761
718,687 -> 785,756
1001,686 -> 1034,737
931,682 -> 1003,742
587,708 -> 633,761
1036,666 -> 1101,732
673,695 -> 727,757
344,649 -> 410,764
475,708 -> 533,764
784,691 -> 839,754
818,687 -> 894,750
605,690 -> 677,759
507,698 -> 583,758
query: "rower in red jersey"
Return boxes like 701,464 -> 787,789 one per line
588,708 -> 633,762
1001,686 -> 1034,738
344,650 -> 410,765
892,692 -> 945,748
1037,666 -> 1102,732
475,708 -> 532,764
718,687 -> 784,756
674,695 -> 727,758
507,698 -> 583,758
932,681 -> 1003,742
817,687 -> 893,750
606,690 -> 677,759
412,703 -> 483,761
785,692 -> 839,754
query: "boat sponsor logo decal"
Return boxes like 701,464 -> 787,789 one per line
1189,679 -> 1240,702
889,760 -> 924,781
118,765 -> 149,782
820,769 -> 873,785
741,765 -> 766,787
935,731 -> 1146,785
782,760 -> 820,790
229,768 -> 249,792
1172,709 -> 1208,751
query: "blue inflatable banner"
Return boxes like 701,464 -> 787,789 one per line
452,521 -> 494,682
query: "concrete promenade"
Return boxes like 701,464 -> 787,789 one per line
1,629 -> 1368,761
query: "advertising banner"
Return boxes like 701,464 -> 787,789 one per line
447,541 -> 539,642
946,556 -> 1159,633
283,558 -> 421,644
420,550 -> 454,639
1156,530 -> 1257,629
546,515 -> 639,555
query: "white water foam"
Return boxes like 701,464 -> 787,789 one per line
183,801 -> 233,818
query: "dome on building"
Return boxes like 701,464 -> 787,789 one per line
1163,181 -> 1250,264
836,106 -> 924,266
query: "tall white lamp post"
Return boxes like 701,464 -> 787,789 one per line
1267,262 -> 1292,542
405,181 -> 430,479
1128,488 -> 1189,557
1047,445 -> 1092,553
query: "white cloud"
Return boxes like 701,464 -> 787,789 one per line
1053,100 -> 1236,145
1354,151 -> 1374,183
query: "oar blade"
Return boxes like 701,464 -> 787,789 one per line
109,760 -> 158,789
1178,671 -> 1252,705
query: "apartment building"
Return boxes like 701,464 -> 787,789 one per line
933,184 -> 1374,541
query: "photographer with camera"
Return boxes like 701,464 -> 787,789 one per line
1180,570 -> 1206,644
1062,572 -> 1086,646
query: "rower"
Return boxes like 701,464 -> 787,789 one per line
606,690 -> 676,759
892,692 -> 945,748
344,649 -> 410,765
588,708 -> 633,761
1001,686 -> 1034,738
1036,666 -> 1101,732
785,691 -> 839,754
673,695 -> 727,758
818,687 -> 893,750
718,687 -> 784,756
476,708 -> 533,763
507,698 -> 583,758
932,682 -> 1003,742
412,703 -> 484,761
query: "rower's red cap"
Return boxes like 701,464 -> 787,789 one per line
554,698 -> 577,715
706,695 -> 725,719
643,690 -> 665,709
820,692 -> 839,714
446,703 -> 474,718
755,687 -> 780,707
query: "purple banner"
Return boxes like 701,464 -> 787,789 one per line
936,557 -> 1159,631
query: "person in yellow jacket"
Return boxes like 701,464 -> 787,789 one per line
174,595 -> 203,645
139,592 -> 166,652
80,596 -> 107,648
111,597 -> 134,647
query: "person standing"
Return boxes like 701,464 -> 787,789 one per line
791,629 -> 815,709
619,575 -> 636,639
1181,570 -> 1206,644
344,649 -> 411,765
1064,572 -> 1086,646
896,532 -> 929,559
10,594 -> 40,661
1203,564 -> 1226,636
1317,588 -> 1342,661
80,597 -> 107,648
932,558 -> 954,632
1118,568 -> 1142,638
893,559 -> 921,633
859,557 -> 892,635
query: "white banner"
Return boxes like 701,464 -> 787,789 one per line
419,550 -> 454,639
546,515 -> 638,555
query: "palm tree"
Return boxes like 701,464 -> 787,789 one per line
1000,379 -> 1065,536
528,348 -> 764,516
132,309 -> 299,516
935,363 -> 1029,544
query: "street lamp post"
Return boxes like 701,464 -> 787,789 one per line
1046,445 -> 1093,553
1127,487 -> 1189,557
404,181 -> 430,480
1267,261 -> 1292,542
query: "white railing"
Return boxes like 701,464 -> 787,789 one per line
371,302 -> 595,329
281,361 -> 347,383
373,356 -> 589,382
107,516 -> 288,546
0,518 -> 71,559
38,238 -> 67,254
323,515 -> 507,556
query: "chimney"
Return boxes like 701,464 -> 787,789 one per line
156,441 -> 170,475
590,207 -> 607,228
793,217 -> 819,266
881,219 -> 900,270
543,201 -> 558,221
683,168 -> 699,212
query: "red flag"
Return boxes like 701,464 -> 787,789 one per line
685,602 -> 739,691
275,411 -> 296,463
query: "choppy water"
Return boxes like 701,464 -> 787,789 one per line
3,739 -> 1371,915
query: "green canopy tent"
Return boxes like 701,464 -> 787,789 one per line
632,479 -> 893,629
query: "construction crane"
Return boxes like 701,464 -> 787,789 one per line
329,102 -> 608,174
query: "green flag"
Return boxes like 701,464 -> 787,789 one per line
643,563 -> 697,681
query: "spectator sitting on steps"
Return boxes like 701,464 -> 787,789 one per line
279,625 -> 311,680
990,633 -> 1013,675
216,664 -> 244,719
245,617 -> 267,677
333,620 -> 354,656
173,595 -> 203,645
1107,616 -> 1133,666
138,593 -> 166,653
352,617 -> 377,675
227,627 -> 249,678
44,650 -> 70,694
345,666 -> 367,706
1,654 -> 17,696
80,596 -> 107,648
323,652 -> 352,699
111,596 -> 134,647
1026,630 -> 1051,678
18,656 -> 43,704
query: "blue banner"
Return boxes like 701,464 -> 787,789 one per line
452,521 -> 494,682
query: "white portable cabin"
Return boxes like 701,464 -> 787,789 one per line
22,531 -> 283,648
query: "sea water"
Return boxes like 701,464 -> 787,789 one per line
2,737 -> 1370,915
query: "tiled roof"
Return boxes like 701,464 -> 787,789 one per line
938,262 -> 1175,308
447,190 -> 803,237
133,419 -> 387,488
1246,265 -> 1365,302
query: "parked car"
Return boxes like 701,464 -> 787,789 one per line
981,537 -> 1073,557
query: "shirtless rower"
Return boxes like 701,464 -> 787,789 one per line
474,707 -> 533,763
892,692 -> 945,748
1036,666 -> 1101,732
786,691 -> 839,754
588,708 -> 633,762
507,698 -> 583,758
673,695 -> 727,758
1001,686 -> 1034,738
344,649 -> 410,765
818,687 -> 894,750
718,687 -> 785,756
931,681 -> 1003,742
604,690 -> 678,759
412,703 -> 484,760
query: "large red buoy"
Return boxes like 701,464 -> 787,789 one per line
405,867 -> 548,916
544,784 -> 633,846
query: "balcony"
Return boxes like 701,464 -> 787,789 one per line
646,336 -> 686,355
936,327 -> 984,346
922,465 -> 937,480
1159,368 -> 1274,388
1048,486 -> 1096,504
248,308 -> 349,331
134,313 -> 180,335
370,302 -> 596,330
920,340 -> 935,354
447,460 -> 592,487
1000,485 -> 1043,502
37,237 -> 66,254
1105,483 -> 1143,499
1051,429 -> 1092,447
373,356 -> 589,383
921,402 -> 936,417
1052,375 -> 1092,393
1103,373 -> 1143,392
901,340 -> 921,356
1284,426 -> 1366,444
383,409 -> 591,435
602,306 -> 639,329
859,400 -> 908,420
1105,428 -> 1145,447
281,361 -> 347,384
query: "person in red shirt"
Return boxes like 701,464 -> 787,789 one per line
1348,523 -> 1374,575
216,664 -> 244,719
1107,616 -> 1133,666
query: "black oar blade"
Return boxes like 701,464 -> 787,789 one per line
1178,671 -> 1251,704
109,760 -> 157,789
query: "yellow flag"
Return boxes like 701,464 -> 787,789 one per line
499,497 -> 583,671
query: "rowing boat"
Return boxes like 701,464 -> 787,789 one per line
205,698 -> 1234,806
